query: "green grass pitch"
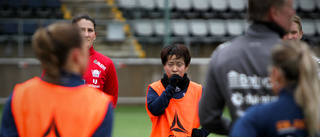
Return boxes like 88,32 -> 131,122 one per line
0,104 -> 228,137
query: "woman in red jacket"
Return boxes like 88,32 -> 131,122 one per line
72,13 -> 119,108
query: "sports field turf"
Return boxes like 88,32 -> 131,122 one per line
0,104 -> 228,137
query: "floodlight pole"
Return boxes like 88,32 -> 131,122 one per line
163,0 -> 171,47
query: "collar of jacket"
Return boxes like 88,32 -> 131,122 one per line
89,46 -> 95,55
161,73 -> 190,91
254,21 -> 286,38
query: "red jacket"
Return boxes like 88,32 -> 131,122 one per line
83,46 -> 119,108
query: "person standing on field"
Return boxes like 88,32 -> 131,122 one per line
199,0 -> 295,135
72,13 -> 119,108
1,22 -> 113,137
146,44 -> 209,137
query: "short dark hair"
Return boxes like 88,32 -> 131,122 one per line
72,13 -> 96,31
161,43 -> 191,67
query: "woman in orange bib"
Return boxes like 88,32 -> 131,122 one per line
146,44 -> 209,137
1,22 -> 113,137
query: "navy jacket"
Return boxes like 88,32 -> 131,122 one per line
230,85 -> 309,137
147,74 -> 209,137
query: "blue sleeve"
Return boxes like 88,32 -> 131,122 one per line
1,93 -> 19,137
229,106 -> 261,137
92,103 -> 114,137
147,86 -> 174,116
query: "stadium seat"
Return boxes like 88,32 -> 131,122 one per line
209,0 -> 227,11
27,0 -> 43,8
192,0 -> 209,11
228,0 -> 245,11
173,0 -> 191,11
6,0 -> 25,17
118,0 -> 137,19
155,0 -> 173,10
134,20 -> 153,36
44,0 -> 63,18
154,20 -> 171,36
2,22 -> 18,35
228,0 -> 246,19
26,0 -> 43,18
209,0 -> 232,19
119,0 -> 136,9
192,0 -> 210,18
301,20 -> 316,36
189,20 -> 208,36
0,0 -> 13,18
23,22 -> 39,35
7,0 -> 23,8
298,0 -> 316,12
106,23 -> 125,41
172,20 -> 189,36
226,20 -> 244,36
137,0 -> 156,18
173,0 -> 197,18
208,20 -> 226,36
138,0 -> 155,10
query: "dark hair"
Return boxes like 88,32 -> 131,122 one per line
32,22 -> 82,84
72,13 -> 96,31
161,43 -> 191,67
248,0 -> 286,21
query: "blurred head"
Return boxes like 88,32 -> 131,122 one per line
283,14 -> 303,40
270,40 -> 320,136
161,44 -> 191,78
32,22 -> 88,84
248,0 -> 295,32
72,13 -> 96,50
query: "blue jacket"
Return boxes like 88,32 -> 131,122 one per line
230,85 -> 309,137
1,71 -> 113,137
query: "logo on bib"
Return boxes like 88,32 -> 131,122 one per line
91,70 -> 101,78
170,110 -> 189,134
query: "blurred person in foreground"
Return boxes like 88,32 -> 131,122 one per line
230,41 -> 320,137
146,44 -> 209,137
72,13 -> 118,108
0,22 -> 113,137
199,0 -> 295,135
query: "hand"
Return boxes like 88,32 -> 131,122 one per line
191,128 -> 204,137
169,74 -> 183,87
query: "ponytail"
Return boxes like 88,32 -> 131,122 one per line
272,41 -> 320,136
294,42 -> 320,136
32,22 -> 82,84
32,28 -> 60,84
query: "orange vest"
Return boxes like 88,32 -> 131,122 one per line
11,77 -> 111,137
146,80 -> 202,137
